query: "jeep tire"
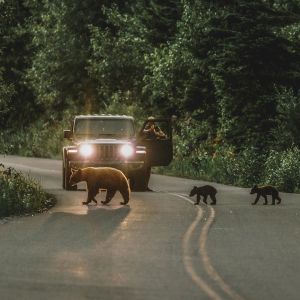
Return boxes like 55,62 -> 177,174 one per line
63,160 -> 77,191
62,162 -> 66,189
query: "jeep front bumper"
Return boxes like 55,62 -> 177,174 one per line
68,160 -> 145,175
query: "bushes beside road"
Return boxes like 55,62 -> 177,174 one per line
159,147 -> 300,193
157,122 -> 300,193
0,165 -> 55,218
0,116 -> 71,159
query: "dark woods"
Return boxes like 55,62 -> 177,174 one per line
1,0 -> 300,191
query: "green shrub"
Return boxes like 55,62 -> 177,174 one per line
104,94 -> 147,126
157,139 -> 265,188
263,147 -> 300,192
230,147 -> 265,187
0,115 -> 72,158
0,165 -> 55,218
267,88 -> 300,151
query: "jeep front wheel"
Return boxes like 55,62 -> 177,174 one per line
63,160 -> 77,190
62,162 -> 66,189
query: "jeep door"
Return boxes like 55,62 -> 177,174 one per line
138,118 -> 173,166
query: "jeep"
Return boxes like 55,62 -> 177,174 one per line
62,115 -> 173,191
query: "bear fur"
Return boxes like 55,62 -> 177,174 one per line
69,167 -> 130,205
189,185 -> 217,205
250,185 -> 281,205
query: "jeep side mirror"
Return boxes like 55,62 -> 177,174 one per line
64,130 -> 72,139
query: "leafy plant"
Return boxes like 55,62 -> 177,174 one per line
0,165 -> 55,218
263,148 -> 300,192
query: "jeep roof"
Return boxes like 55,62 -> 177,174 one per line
75,114 -> 134,120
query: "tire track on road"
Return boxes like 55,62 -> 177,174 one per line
171,193 -> 245,300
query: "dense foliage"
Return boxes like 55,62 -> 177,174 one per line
0,165 -> 55,217
1,0 -> 300,191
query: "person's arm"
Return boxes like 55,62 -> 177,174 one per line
144,124 -> 155,133
142,124 -> 156,139
154,126 -> 166,138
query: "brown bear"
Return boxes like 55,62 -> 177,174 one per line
189,185 -> 217,205
69,167 -> 130,205
250,185 -> 281,205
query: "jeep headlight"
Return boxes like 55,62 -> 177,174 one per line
120,144 -> 134,158
79,144 -> 94,157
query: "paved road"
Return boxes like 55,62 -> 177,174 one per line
0,155 -> 300,300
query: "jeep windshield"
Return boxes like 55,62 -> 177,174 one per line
73,118 -> 135,139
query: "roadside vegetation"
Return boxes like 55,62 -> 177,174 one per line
1,1 -> 300,192
0,165 -> 55,218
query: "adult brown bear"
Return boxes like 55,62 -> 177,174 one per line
69,167 -> 130,205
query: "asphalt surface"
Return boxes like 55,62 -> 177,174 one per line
0,155 -> 300,300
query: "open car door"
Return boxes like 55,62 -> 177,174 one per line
138,118 -> 173,166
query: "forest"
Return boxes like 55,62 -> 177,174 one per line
1,0 -> 300,191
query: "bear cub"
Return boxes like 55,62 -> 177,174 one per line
250,185 -> 281,205
69,167 -> 130,205
189,185 -> 217,205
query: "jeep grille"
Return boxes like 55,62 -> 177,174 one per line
96,144 -> 120,161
